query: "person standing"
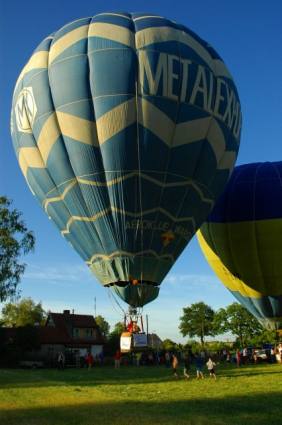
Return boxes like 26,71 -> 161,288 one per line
114,349 -> 121,369
270,346 -> 276,363
195,354 -> 204,379
278,344 -> 282,363
172,354 -> 179,378
236,349 -> 241,367
242,347 -> 248,364
127,320 -> 133,333
86,352 -> 94,370
57,351 -> 65,370
206,357 -> 217,380
183,355 -> 190,380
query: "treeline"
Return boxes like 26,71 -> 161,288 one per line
178,301 -> 277,348
0,298 -> 277,356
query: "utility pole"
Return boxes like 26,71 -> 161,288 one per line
94,297 -> 96,318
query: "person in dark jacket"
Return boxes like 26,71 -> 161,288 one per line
195,354 -> 204,379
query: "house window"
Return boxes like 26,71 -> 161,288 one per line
73,328 -> 79,338
85,329 -> 93,337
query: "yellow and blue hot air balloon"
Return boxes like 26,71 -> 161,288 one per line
198,162 -> 282,330
11,12 -> 241,308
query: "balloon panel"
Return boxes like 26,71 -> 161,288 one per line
11,12 -> 241,306
198,162 -> 282,329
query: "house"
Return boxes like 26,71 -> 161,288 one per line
42,309 -> 105,362
1,310 -> 105,366
148,333 -> 163,350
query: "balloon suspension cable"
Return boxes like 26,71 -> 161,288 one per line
135,79 -> 144,283
126,306 -> 144,327
107,288 -> 126,316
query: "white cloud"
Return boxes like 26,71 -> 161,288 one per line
160,273 -> 222,297
164,273 -> 220,286
23,263 -> 94,285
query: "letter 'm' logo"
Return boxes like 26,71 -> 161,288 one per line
15,87 -> 37,133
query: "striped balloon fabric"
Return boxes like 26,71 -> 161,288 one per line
11,12 -> 241,307
198,162 -> 282,330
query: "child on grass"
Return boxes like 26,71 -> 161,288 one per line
195,354 -> 204,379
172,354 -> 179,378
183,355 -> 190,380
206,357 -> 217,379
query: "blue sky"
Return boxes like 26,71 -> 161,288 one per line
1,0 -> 282,341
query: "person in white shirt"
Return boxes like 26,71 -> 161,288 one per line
278,344 -> 282,363
242,347 -> 248,364
206,357 -> 217,380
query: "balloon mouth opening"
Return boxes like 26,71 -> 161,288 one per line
106,280 -> 159,288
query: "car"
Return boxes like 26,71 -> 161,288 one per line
19,360 -> 44,369
254,349 -> 268,362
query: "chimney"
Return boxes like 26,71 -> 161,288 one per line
63,310 -> 70,315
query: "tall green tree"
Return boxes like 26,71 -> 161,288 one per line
104,322 -> 125,355
162,338 -> 179,352
213,303 -> 262,346
248,329 -> 277,347
95,315 -> 110,338
179,302 -> 215,345
111,321 -> 125,336
0,197 -> 35,301
1,298 -> 46,327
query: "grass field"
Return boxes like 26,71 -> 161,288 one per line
0,363 -> 282,425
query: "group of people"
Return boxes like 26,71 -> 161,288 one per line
57,351 -> 105,370
235,344 -> 282,366
171,352 -> 217,380
56,343 -> 282,371
126,320 -> 141,334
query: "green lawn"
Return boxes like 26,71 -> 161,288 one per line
0,363 -> 282,425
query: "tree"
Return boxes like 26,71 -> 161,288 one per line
0,197 -> 35,301
111,321 -> 125,336
248,329 -> 277,347
95,315 -> 110,338
162,338 -> 179,352
104,322 -> 125,356
179,302 -> 215,345
1,298 -> 46,327
213,303 -> 262,346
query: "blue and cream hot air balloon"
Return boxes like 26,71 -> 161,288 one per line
11,12 -> 242,308
198,162 -> 282,330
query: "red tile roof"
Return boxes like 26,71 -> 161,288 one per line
45,311 -> 104,344
39,326 -> 70,344
49,312 -> 97,328
1,311 -> 105,346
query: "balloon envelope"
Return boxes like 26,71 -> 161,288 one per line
198,162 -> 282,330
11,12 -> 241,307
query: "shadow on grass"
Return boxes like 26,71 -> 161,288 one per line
0,367 -> 173,386
1,392 -> 282,425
